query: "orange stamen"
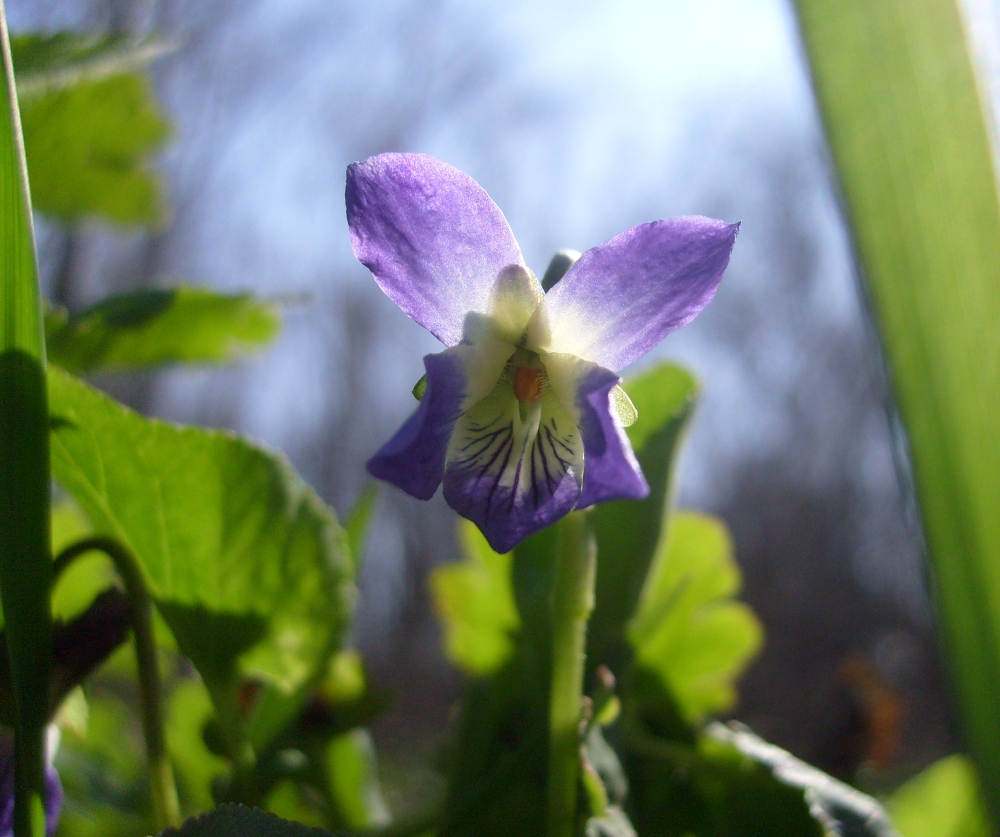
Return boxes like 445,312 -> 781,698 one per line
513,366 -> 544,403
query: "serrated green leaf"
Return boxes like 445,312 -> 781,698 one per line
589,362 -> 698,676
431,520 -> 520,676
46,287 -> 281,373
888,755 -> 989,837
706,723 -> 896,837
47,368 -> 355,705
624,729 -> 827,837
794,0 -> 1000,823
629,512 -> 762,723
18,62 -> 169,225
156,804 -> 338,837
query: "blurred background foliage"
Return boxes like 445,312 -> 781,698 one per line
3,0 -> 1000,835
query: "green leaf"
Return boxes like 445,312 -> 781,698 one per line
624,730 -> 825,837
794,0 -> 1000,823
0,9 -> 51,835
47,367 -> 356,706
46,287 -> 282,374
706,723 -> 896,836
156,804 -> 339,837
11,33 -> 175,98
629,512 -> 762,723
888,755 -> 990,837
17,41 -> 169,226
430,520 -> 520,676
343,486 -> 377,577
589,362 -> 698,675
167,680 -> 229,814
324,729 -> 390,830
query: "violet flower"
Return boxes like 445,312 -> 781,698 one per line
348,153 -> 738,553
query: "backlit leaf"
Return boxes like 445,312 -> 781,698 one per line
629,512 -> 762,723
888,755 -> 990,837
46,287 -> 281,374
47,368 -> 355,704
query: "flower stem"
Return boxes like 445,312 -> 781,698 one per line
546,510 -> 596,837
53,537 -> 181,829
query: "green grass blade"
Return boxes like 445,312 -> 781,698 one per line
794,0 -> 1000,825
0,1 -> 51,834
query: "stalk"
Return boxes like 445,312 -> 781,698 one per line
546,510 -> 596,837
53,537 -> 181,829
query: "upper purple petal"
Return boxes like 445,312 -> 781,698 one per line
574,365 -> 649,508
367,350 -> 466,499
347,153 -> 526,347
540,217 -> 739,371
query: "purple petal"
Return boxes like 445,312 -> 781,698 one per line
347,153 -> 526,347
540,217 -> 739,371
443,385 -> 583,554
367,351 -> 467,499
574,365 -> 648,507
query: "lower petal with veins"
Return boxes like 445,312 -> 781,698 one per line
443,380 -> 583,553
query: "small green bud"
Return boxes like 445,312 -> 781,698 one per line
412,374 -> 428,401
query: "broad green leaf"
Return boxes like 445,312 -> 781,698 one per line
629,512 -> 762,723
889,755 -> 990,837
431,520 -> 520,676
46,287 -> 281,374
156,804 -> 337,837
794,0 -> 1000,822
0,8 -> 51,834
18,58 -> 169,225
11,33 -> 175,98
589,363 -> 698,676
47,368 -> 355,706
50,496 -> 119,624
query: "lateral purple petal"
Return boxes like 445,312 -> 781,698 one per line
542,217 -> 739,371
366,351 -> 466,499
347,152 -> 526,347
575,366 -> 648,508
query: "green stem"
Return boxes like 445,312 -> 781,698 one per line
546,511 -> 596,837
53,537 -> 181,829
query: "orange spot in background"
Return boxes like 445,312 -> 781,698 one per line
513,367 -> 544,403
839,655 -> 904,770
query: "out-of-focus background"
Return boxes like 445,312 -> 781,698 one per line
14,0 -> 994,800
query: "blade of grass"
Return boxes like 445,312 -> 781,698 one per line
794,0 -> 1000,827
0,0 -> 51,834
